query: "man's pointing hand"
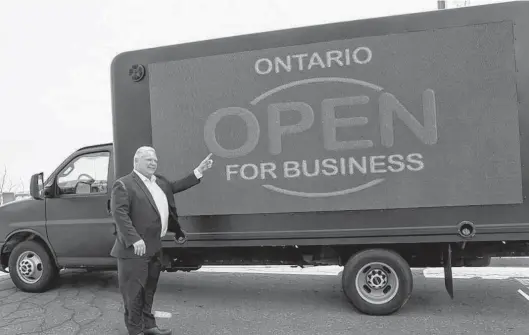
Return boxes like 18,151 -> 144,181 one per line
196,153 -> 214,174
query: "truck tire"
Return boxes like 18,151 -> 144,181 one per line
8,240 -> 59,293
342,248 -> 413,315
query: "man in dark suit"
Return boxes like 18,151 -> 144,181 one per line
110,146 -> 213,335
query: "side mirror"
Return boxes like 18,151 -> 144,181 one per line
29,173 -> 44,200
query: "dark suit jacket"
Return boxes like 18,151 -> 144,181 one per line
109,170 -> 200,258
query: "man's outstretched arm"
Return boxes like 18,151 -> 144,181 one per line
171,153 -> 213,194
170,170 -> 201,194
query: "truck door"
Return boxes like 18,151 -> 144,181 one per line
44,148 -> 116,268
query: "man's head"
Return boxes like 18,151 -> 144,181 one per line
133,146 -> 158,178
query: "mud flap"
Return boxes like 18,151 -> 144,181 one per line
443,243 -> 454,299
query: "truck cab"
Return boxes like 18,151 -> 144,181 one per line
0,143 -> 117,292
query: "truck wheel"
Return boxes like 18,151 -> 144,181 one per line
8,240 -> 59,293
342,248 -> 413,315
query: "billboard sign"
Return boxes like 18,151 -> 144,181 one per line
148,21 -> 522,216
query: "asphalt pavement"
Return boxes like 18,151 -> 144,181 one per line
0,265 -> 528,335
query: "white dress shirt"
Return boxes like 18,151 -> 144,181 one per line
134,169 -> 202,237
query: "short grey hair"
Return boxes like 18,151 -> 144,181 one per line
133,146 -> 156,166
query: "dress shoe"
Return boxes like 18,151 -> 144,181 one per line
144,327 -> 172,335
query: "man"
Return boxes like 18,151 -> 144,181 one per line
110,146 -> 213,335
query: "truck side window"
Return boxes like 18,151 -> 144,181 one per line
56,151 -> 110,196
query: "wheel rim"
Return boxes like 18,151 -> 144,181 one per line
16,251 -> 43,284
355,262 -> 399,305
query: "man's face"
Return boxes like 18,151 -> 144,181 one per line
135,150 -> 158,177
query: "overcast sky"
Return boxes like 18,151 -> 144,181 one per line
0,0 -> 511,191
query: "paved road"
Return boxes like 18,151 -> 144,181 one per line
490,257 -> 529,267
1,266 -> 528,335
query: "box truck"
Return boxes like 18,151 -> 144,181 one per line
2,1 -> 529,315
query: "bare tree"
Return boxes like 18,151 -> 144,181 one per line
0,166 -> 19,205
20,177 -> 26,193
0,166 -> 14,192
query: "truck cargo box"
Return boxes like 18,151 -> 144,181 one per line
111,1 -> 529,247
